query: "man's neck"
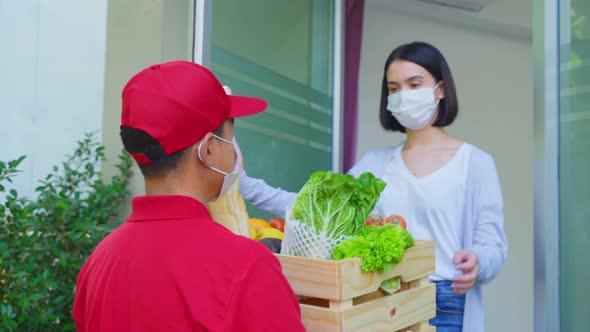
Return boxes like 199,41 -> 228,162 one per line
144,177 -> 209,204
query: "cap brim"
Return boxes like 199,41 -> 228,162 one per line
228,95 -> 267,118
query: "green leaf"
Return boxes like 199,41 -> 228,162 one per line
1,304 -> 15,318
380,277 -> 401,294
333,225 -> 414,273
8,156 -> 26,168
63,322 -> 77,331
292,171 -> 386,239
6,320 -> 18,330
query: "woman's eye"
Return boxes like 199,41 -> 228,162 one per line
411,84 -> 421,88
389,88 -> 398,93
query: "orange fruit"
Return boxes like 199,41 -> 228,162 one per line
249,218 -> 270,233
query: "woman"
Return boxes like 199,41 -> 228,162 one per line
239,42 -> 507,332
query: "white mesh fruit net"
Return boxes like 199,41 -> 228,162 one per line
280,208 -> 350,260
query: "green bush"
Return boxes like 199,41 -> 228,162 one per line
0,133 -> 133,331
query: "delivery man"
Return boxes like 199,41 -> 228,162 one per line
72,61 -> 305,332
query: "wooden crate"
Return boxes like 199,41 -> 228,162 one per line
276,240 -> 436,332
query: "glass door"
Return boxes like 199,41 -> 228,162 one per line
198,0 -> 339,220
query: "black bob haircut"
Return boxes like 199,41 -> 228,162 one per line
379,42 -> 459,133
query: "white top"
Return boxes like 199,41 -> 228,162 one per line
239,142 -> 507,332
351,143 -> 467,281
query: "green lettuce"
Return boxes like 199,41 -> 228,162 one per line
291,171 -> 386,238
380,277 -> 401,294
332,224 -> 415,273
350,173 -> 388,230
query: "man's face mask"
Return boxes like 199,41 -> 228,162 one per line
197,135 -> 240,201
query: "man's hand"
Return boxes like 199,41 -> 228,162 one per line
452,250 -> 479,294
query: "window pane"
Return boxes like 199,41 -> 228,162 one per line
559,1 -> 590,330
211,0 -> 334,219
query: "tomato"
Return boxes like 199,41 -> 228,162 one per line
268,218 -> 285,232
385,214 -> 407,229
365,214 -> 384,227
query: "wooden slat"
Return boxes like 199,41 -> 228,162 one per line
276,240 -> 435,301
339,241 -> 435,300
330,300 -> 353,310
276,255 -> 341,299
277,241 -> 436,331
300,304 -> 342,332
410,277 -> 431,289
301,283 -> 436,332
341,283 -> 436,332
408,321 -> 436,332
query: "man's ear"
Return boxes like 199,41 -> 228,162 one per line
196,132 -> 215,165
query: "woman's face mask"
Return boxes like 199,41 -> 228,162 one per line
387,83 -> 441,131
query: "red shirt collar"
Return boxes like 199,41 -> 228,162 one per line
127,195 -> 211,222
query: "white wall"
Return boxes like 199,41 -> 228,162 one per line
101,0 -> 194,218
0,0 -> 108,197
359,2 -> 533,332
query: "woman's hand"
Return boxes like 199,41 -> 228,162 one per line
452,250 -> 479,294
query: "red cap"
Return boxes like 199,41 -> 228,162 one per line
121,61 -> 267,164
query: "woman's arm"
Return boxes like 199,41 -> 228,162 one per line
235,139 -> 296,219
239,172 -> 297,219
237,145 -> 379,219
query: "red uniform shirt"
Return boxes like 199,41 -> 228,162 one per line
73,195 -> 305,332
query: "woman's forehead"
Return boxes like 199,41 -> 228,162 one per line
386,60 -> 433,83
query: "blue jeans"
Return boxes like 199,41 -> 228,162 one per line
428,281 -> 465,332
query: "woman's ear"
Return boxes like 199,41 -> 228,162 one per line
436,81 -> 446,100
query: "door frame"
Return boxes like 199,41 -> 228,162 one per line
533,0 -> 560,331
